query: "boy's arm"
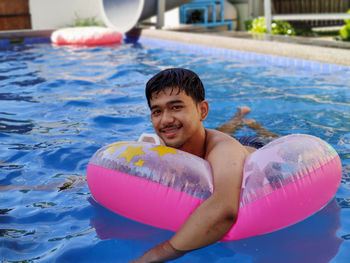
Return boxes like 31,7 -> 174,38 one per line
132,141 -> 245,262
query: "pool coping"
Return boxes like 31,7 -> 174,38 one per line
139,29 -> 350,67
0,29 -> 53,43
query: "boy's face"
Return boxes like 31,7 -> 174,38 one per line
149,87 -> 206,149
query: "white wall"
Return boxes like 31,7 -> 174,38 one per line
150,8 -> 180,29
29,0 -> 237,31
29,0 -> 105,29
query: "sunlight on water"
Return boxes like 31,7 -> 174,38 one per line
0,40 -> 349,262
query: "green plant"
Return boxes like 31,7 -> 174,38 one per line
248,17 -> 295,36
244,19 -> 253,31
70,13 -> 105,27
339,9 -> 350,41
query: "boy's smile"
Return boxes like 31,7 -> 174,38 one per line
160,123 -> 182,138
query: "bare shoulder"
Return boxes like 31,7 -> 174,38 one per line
204,129 -> 248,201
205,129 -> 249,160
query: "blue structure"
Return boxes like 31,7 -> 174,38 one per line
180,0 -> 233,30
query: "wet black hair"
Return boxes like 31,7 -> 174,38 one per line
145,68 -> 205,108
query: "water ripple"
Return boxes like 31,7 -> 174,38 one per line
48,227 -> 95,242
0,41 -> 349,262
0,92 -> 38,103
0,117 -> 34,134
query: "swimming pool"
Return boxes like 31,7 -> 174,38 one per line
0,36 -> 349,262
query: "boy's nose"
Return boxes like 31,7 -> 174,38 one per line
161,110 -> 174,125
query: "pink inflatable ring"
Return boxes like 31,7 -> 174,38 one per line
51,26 -> 122,46
87,134 -> 341,241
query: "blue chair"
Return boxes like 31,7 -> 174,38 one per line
180,0 -> 233,30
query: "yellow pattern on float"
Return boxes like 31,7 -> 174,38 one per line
150,145 -> 178,157
119,145 -> 145,163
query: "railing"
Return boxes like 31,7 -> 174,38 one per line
179,0 -> 234,30
264,0 -> 350,32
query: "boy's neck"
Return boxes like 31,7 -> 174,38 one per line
178,127 -> 207,158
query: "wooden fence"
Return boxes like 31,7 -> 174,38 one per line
272,0 -> 350,28
0,0 -> 31,30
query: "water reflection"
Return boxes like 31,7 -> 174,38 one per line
88,198 -> 342,262
0,93 -> 37,103
88,198 -> 172,242
0,176 -> 85,192
0,117 -> 34,134
0,208 -> 12,215
336,198 -> 350,208
221,199 -> 342,263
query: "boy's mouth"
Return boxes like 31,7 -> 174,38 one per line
160,124 -> 182,137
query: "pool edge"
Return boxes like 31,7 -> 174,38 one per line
139,29 -> 350,67
1,28 -> 350,67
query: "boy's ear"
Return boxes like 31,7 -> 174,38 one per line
199,100 -> 209,121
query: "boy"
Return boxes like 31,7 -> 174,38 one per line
133,68 -> 271,262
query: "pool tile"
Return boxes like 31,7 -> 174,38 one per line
0,39 -> 10,47
321,63 -> 331,74
24,37 -> 51,44
303,60 -> 312,70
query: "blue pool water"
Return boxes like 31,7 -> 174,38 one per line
0,37 -> 349,262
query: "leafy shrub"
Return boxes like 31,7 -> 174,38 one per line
339,9 -> 350,41
244,19 -> 253,31
248,17 -> 295,36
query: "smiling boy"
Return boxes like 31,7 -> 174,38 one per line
132,68 -> 258,262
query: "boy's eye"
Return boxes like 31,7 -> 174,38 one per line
172,105 -> 183,110
151,110 -> 161,115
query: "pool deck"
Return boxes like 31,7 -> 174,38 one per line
1,28 -> 350,66
140,29 -> 350,66
0,29 -> 53,43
